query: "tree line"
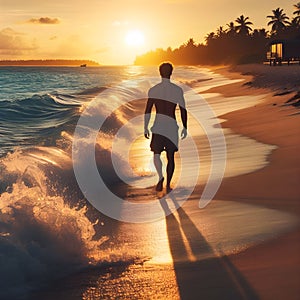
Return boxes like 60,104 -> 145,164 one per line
134,3 -> 300,65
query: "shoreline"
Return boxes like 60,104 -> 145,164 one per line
210,64 -> 300,214
207,64 -> 300,298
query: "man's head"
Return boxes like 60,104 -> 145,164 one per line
159,62 -> 173,79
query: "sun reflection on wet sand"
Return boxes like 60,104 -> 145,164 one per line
129,136 -> 155,177
79,194 -> 298,300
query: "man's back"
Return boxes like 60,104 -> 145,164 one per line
147,78 -> 185,120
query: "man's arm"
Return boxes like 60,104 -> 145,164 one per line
180,106 -> 187,129
180,106 -> 187,139
178,90 -> 188,139
144,98 -> 154,139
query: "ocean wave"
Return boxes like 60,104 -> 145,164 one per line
0,144 -> 145,298
76,86 -> 107,96
0,85 -> 118,157
0,148 -> 110,299
0,81 -> 147,296
0,94 -> 82,156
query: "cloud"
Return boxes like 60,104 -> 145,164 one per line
27,17 -> 60,25
0,27 -> 37,55
1,27 -> 24,36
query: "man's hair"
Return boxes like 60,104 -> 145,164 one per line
159,62 -> 173,78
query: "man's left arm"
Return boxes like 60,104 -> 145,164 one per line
144,97 -> 154,139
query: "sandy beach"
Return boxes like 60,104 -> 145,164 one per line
209,64 -> 300,299
210,63 -> 300,213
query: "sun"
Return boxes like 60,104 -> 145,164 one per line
125,30 -> 145,47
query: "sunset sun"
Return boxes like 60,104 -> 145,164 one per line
125,29 -> 145,47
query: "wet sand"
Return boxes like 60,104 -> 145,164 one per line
209,64 -> 300,213
210,64 -> 300,299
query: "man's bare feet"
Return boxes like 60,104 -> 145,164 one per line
166,186 -> 173,193
156,177 -> 164,191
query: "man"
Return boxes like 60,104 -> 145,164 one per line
144,62 -> 187,193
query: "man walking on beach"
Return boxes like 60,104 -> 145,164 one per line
144,62 -> 187,193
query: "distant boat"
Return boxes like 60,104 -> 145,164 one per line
80,64 -> 87,67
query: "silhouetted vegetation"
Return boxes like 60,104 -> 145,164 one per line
135,4 -> 300,65
0,59 -> 100,66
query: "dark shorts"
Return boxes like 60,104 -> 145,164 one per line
150,133 -> 178,154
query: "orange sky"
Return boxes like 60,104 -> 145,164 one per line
0,0 -> 296,65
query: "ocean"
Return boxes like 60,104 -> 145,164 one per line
1,65 -> 296,299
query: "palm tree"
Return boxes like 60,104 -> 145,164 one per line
294,2 -> 300,15
216,26 -> 225,37
293,2 -> 300,23
285,17 -> 300,38
205,32 -> 215,45
185,38 -> 197,47
252,28 -> 268,39
290,16 -> 300,27
267,8 -> 290,35
235,15 -> 253,35
226,22 -> 236,35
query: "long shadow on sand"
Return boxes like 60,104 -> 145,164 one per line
161,195 -> 259,300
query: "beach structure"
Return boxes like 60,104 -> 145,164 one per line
267,38 -> 300,66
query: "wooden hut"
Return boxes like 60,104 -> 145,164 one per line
267,39 -> 300,65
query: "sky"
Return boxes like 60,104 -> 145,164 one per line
0,0 -> 296,65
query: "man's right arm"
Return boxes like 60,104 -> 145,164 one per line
178,88 -> 188,139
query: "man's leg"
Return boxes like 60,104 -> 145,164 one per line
154,153 -> 164,191
166,151 -> 175,192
